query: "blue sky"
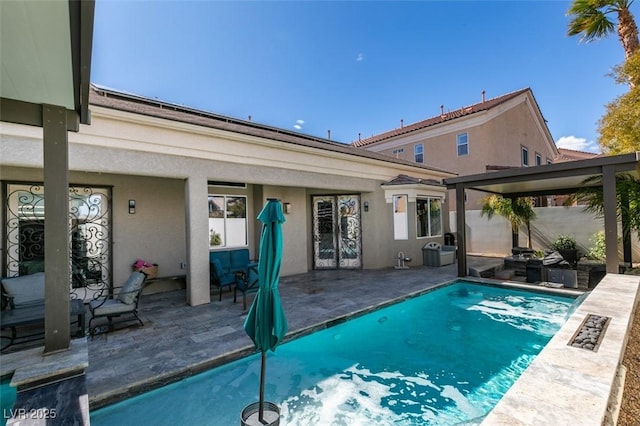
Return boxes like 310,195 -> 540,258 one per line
91,1 -> 638,153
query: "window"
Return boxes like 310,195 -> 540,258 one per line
414,144 -> 424,163
208,195 -> 247,247
547,159 -> 553,165
416,197 -> 442,238
392,148 -> 404,157
535,152 -> 542,166
457,133 -> 468,156
521,146 -> 529,167
392,195 -> 408,240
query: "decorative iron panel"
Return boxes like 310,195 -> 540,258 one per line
337,195 -> 361,268
4,183 -> 112,301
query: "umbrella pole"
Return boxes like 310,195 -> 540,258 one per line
259,350 -> 266,424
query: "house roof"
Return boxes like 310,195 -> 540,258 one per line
556,148 -> 602,163
352,88 -> 533,148
381,174 -> 444,187
88,84 -> 456,178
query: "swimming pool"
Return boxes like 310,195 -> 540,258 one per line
91,281 -> 577,425
1,377 -> 17,426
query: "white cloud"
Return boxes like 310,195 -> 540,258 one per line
356,53 -> 364,62
293,124 -> 302,130
296,119 -> 304,125
555,136 -> 601,154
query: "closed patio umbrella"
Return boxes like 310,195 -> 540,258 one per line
241,198 -> 287,426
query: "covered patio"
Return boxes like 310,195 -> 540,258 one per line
445,152 -> 640,277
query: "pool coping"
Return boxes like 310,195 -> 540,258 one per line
481,273 -> 640,426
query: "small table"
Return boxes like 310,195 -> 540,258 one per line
1,299 -> 86,351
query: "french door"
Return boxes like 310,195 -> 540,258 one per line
312,195 -> 361,269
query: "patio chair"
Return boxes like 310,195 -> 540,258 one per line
210,258 -> 242,301
234,262 -> 259,310
88,271 -> 147,335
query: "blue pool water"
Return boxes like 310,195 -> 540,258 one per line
91,282 -> 577,425
1,377 -> 17,426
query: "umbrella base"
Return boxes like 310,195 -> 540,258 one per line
240,401 -> 280,426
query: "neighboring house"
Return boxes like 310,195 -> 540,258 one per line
555,147 -> 601,163
550,148 -> 600,206
0,85 -> 456,306
352,88 -> 560,210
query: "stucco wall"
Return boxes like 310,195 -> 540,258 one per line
450,206 -> 640,261
364,94 -> 557,210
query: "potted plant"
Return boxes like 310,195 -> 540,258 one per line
210,229 -> 222,246
551,234 -> 579,266
577,231 -> 607,288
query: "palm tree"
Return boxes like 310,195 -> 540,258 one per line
567,0 -> 639,62
565,173 -> 640,239
480,195 -> 537,248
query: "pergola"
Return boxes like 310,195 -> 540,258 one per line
445,152 -> 640,278
0,0 -> 95,353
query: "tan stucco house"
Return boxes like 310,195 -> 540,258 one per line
352,88 -> 559,210
1,85 -> 456,307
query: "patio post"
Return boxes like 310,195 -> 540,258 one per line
602,165 -> 619,274
455,183 -> 467,277
43,104 -> 71,354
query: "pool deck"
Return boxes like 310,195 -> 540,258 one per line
1,256 -> 638,425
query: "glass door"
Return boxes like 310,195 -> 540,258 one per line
312,195 -> 361,269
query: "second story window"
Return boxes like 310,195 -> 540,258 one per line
457,133 -> 468,156
414,144 -> 424,163
392,148 -> 404,157
535,153 -> 542,166
522,146 -> 529,167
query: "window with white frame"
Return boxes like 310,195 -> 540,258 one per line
392,194 -> 408,240
208,195 -> 247,247
457,133 -> 468,156
414,143 -> 424,163
392,148 -> 404,157
521,146 -> 529,167
416,197 -> 442,238
535,152 -> 542,166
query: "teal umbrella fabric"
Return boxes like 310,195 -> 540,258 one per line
244,199 -> 288,352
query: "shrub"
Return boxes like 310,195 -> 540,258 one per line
551,234 -> 577,251
586,231 -> 606,261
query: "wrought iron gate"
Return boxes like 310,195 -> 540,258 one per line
3,183 -> 112,300
312,195 -> 361,269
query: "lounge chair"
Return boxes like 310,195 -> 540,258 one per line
210,258 -> 242,301
88,271 -> 147,335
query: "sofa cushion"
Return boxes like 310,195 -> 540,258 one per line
90,298 -> 133,316
117,272 -> 146,305
1,272 -> 45,307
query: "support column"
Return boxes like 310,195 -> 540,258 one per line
455,184 -> 467,277
43,105 -> 70,354
602,166 -> 619,274
184,176 -> 211,306
620,186 -> 632,267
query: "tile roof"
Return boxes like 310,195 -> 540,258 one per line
88,84 -> 455,176
381,174 -> 444,186
352,88 -> 531,147
556,147 -> 602,162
